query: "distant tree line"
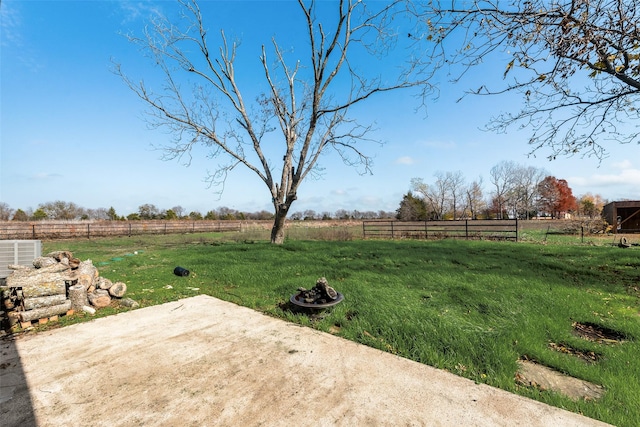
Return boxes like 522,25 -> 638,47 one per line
0,160 -> 612,223
288,209 -> 395,221
0,201 -> 394,222
397,161 -> 607,221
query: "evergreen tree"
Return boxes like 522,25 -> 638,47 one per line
396,192 -> 428,221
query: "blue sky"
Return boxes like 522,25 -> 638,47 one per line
1,1 -> 639,218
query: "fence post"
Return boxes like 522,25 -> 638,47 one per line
32,224 -> 36,239
87,224 -> 90,239
391,221 -> 394,239
465,220 -> 469,240
129,223 -> 132,237
515,218 -> 518,242
362,221 -> 366,238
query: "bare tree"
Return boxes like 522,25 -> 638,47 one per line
464,177 -> 485,220
411,171 -> 465,219
411,176 -> 447,219
39,201 -> 84,220
115,0 -> 434,243
138,204 -> 161,220
335,209 -> 351,220
216,207 -> 238,220
290,211 -> 304,221
489,161 -> 517,219
85,208 -> 110,220
447,170 -> 465,220
0,202 -> 14,221
413,0 -> 640,159
303,209 -> 318,220
509,165 -> 546,219
171,205 -> 185,218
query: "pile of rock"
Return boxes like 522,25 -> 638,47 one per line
295,277 -> 339,304
1,250 -> 136,330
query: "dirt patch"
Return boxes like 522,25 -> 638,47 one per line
572,322 -> 627,344
516,359 -> 604,401
548,342 -> 601,364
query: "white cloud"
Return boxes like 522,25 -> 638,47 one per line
612,159 -> 633,170
0,3 -> 22,47
116,1 -> 163,25
394,156 -> 415,165
569,161 -> 640,200
590,168 -> 640,186
30,172 -> 63,181
0,3 -> 42,71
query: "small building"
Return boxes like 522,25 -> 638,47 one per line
602,201 -> 640,233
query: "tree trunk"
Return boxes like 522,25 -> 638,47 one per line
7,262 -> 70,278
270,207 -> 289,244
88,289 -> 111,308
97,277 -> 113,290
108,282 -> 127,298
19,300 -> 72,322
6,272 -> 68,298
73,260 -> 98,290
6,263 -> 71,300
69,284 -> 89,311
46,251 -> 81,268
23,294 -> 68,311
32,256 -> 59,269
7,264 -> 32,272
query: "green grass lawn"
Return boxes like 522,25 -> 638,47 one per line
41,233 -> 639,426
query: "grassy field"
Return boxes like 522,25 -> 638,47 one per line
36,228 -> 640,426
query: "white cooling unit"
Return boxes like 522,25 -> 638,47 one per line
0,240 -> 42,279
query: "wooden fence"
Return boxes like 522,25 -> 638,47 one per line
362,219 -> 518,241
0,220 -> 243,240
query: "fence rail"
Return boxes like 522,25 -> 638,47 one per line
362,220 -> 518,241
0,220 -> 243,240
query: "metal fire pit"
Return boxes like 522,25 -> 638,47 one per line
290,292 -> 344,309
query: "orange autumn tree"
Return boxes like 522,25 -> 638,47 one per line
536,176 -> 578,218
578,193 -> 606,218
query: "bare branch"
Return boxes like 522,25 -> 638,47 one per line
413,0 -> 640,159
116,0 -> 434,243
